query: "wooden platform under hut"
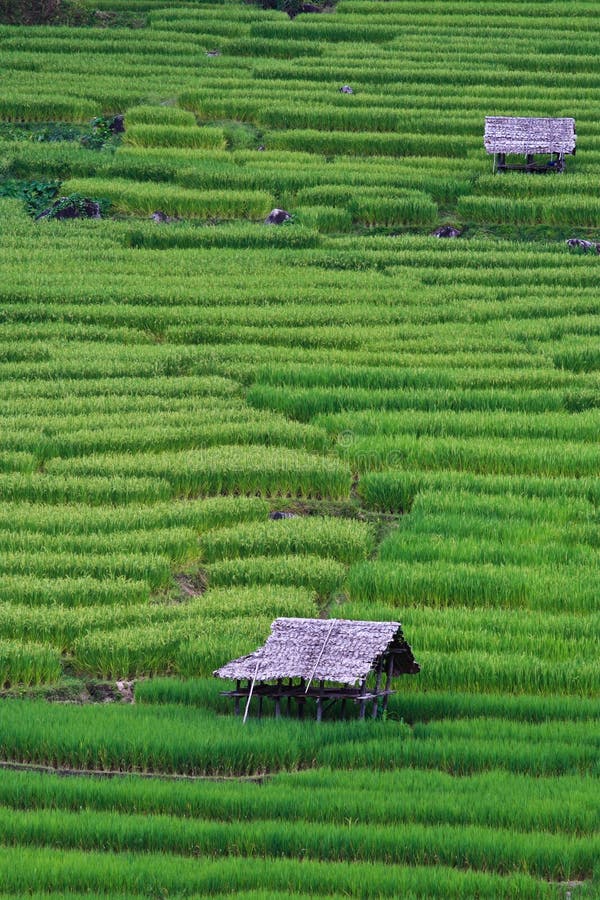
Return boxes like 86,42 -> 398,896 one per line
484,116 -> 576,173
214,617 -> 420,722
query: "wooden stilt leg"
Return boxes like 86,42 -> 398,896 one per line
298,678 -> 306,719
359,679 -> 367,719
382,655 -> 394,713
316,679 -> 324,722
275,679 -> 282,718
372,660 -> 383,719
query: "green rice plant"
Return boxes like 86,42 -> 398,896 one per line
314,408 -> 600,443
295,205 -> 353,233
60,178 -> 274,219
2,3 -> 600,876
138,676 -> 600,725
354,193 -> 438,227
127,220 -> 321,250
6,588 -> 310,654
0,95 -> 96,123
0,699 -> 594,777
262,127 -> 467,157
45,446 -> 352,500
72,585 -> 317,677
4,415 -> 327,459
340,434 -> 600,478
2,585 -> 309,655
187,585 -> 316,619
0,640 -> 62,686
347,559 -> 599,613
246,384 -> 572,421
407,490 -> 595,525
364,603 -> 599,657
124,124 -> 227,150
0,452 -> 36,473
388,689 -> 600,726
277,767 -> 599,837
72,621 -> 201,678
458,193 -> 600,227
0,473 -> 172,505
357,469 -> 600,513
377,529 -> 599,568
205,554 -> 347,598
0,803 -> 595,879
408,650 -> 598,696
554,340 -> 600,373
0,575 -> 148,607
200,516 -> 374,564
0,551 -> 173,589
0,845 -> 556,899
124,106 -> 198,126
0,496 -> 270,537
0,527 -> 200,564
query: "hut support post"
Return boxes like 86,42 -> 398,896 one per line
243,655 -> 262,725
286,678 -> 293,716
382,655 -> 394,713
298,678 -> 306,719
359,679 -> 367,719
372,660 -> 384,719
275,679 -> 282,719
234,680 -> 241,717
316,680 -> 324,722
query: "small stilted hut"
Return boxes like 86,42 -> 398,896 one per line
484,116 -> 576,172
214,617 -> 420,721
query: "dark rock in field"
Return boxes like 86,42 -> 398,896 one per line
150,210 -> 176,223
566,238 -> 600,253
109,114 -> 125,134
116,680 -> 135,703
339,85 -> 354,94
270,511 -> 298,520
87,682 -> 120,703
36,198 -> 102,221
206,49 -> 221,57
176,573 -> 207,596
54,200 -> 102,219
433,225 -> 462,238
265,208 -> 292,225
257,145 -> 266,151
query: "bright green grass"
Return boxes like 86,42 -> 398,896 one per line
1,0 -> 600,897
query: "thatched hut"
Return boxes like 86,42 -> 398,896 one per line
484,116 -> 576,172
214,617 -> 420,721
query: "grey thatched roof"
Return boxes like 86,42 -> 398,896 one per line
214,617 -> 419,686
484,117 -> 576,154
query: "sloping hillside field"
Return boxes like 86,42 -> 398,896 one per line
0,0 -> 599,896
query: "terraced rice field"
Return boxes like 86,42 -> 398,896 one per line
0,0 -> 599,896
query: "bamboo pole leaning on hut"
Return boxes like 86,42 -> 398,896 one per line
242,656 -> 262,725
